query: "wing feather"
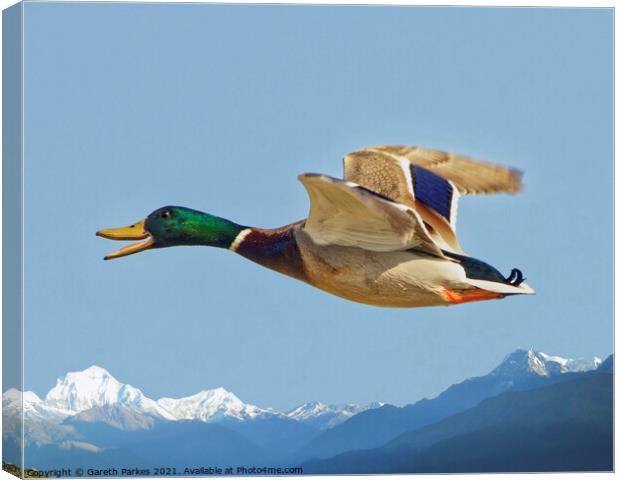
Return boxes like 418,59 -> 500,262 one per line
343,148 -> 462,251
298,173 -> 445,257
365,145 -> 523,195
342,145 -> 523,252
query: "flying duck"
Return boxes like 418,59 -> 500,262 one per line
97,145 -> 534,308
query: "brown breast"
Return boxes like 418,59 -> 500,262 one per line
235,221 -> 308,282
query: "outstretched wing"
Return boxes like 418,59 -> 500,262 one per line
343,145 -> 523,251
298,173 -> 445,258
346,145 -> 523,196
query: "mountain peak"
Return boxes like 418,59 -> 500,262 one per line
3,388 -> 42,404
492,348 -> 602,378
51,365 -> 117,391
44,367 -> 174,420
2,388 -> 71,422
3,388 -> 23,401
286,401 -> 384,430
287,401 -> 329,418
157,387 -> 275,422
80,365 -> 112,376
200,387 -> 234,398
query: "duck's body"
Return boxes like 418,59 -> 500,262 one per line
97,145 -> 534,308
234,222 -> 465,307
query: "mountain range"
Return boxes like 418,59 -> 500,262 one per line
4,365 -> 382,430
3,348 -> 611,473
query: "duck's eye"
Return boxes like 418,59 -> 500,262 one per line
160,210 -> 172,219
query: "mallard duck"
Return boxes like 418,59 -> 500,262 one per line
97,145 -> 534,308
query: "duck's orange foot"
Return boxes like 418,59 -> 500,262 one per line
443,288 -> 505,305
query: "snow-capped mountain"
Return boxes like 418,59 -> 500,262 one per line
157,388 -> 277,422
3,388 -> 70,422
3,388 -> 41,409
537,351 -> 602,374
3,349 -> 604,433
286,401 -> 384,430
491,348 -> 602,379
44,365 -> 175,420
3,388 -> 42,416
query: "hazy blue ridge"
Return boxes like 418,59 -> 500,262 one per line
10,413 -> 318,470
597,354 -> 613,373
303,371 -> 613,473
222,417 -> 319,458
296,349 -> 604,460
21,421 -> 268,471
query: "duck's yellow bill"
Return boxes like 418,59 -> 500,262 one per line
96,219 -> 154,260
97,219 -> 148,240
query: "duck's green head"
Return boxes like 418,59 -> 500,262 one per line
96,206 -> 244,260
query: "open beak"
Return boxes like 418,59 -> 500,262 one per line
96,219 -> 154,260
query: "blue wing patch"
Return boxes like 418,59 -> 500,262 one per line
411,166 -> 454,223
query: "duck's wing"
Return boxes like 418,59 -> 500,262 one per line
345,146 -> 523,195
298,173 -> 445,258
343,146 -> 523,252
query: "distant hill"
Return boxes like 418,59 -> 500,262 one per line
222,417 -> 319,459
67,405 -> 157,431
597,354 -> 613,373
304,372 -> 613,473
22,421 -> 269,471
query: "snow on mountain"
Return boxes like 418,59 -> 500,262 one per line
44,365 -> 175,420
3,388 -> 41,414
3,388 -> 71,422
286,401 -> 384,430
492,348 -> 602,379
538,351 -> 602,373
3,388 -> 41,405
157,388 -> 277,422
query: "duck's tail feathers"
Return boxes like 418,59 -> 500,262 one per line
466,278 -> 535,295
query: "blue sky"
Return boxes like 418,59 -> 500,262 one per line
18,4 -> 612,410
